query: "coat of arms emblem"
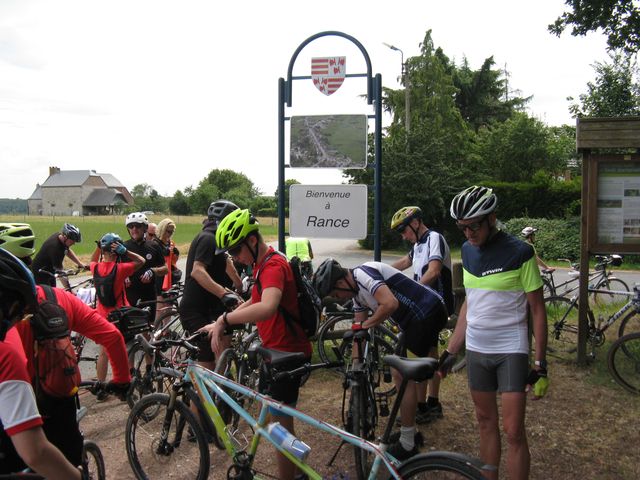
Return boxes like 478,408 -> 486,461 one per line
311,57 -> 346,96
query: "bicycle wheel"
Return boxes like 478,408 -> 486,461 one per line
607,332 -> 640,395
127,341 -> 164,412
592,278 -> 629,310
617,311 -> 640,339
350,380 -> 376,480
542,277 -> 554,298
82,440 -> 106,480
317,314 -> 354,367
370,327 -> 398,397
126,393 -> 210,480
392,452 -> 485,479
213,348 -> 242,430
545,296 -> 579,357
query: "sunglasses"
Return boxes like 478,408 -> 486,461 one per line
395,225 -> 408,234
228,243 -> 244,257
456,216 -> 487,233
128,223 -> 145,229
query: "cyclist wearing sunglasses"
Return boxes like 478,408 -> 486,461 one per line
441,185 -> 548,480
389,206 -> 453,425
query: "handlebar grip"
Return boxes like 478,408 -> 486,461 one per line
135,333 -> 157,356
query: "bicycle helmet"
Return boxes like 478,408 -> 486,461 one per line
313,258 -> 347,298
521,226 -> 538,238
62,223 -> 82,242
125,212 -> 149,228
390,206 -> 422,232
0,223 -> 35,259
215,209 -> 259,254
450,186 -> 498,220
99,232 -> 123,252
0,248 -> 38,339
207,199 -> 239,223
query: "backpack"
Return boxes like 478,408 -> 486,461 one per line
255,252 -> 321,339
93,263 -> 119,307
30,285 -> 81,398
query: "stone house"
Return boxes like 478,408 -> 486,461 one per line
28,167 -> 134,216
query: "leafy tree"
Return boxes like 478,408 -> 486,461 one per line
169,190 -> 190,215
188,182 -> 219,215
568,51 -> 640,117
131,183 -> 168,212
549,0 -> 640,55
274,179 -> 300,215
186,169 -> 261,214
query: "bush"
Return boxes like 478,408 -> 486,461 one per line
504,217 -> 581,261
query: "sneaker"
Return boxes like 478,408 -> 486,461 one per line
96,390 -> 110,402
386,440 -> 419,461
388,430 -> 424,447
416,402 -> 443,424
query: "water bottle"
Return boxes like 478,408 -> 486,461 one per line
266,422 -> 311,461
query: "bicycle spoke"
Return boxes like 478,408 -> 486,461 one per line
608,332 -> 640,395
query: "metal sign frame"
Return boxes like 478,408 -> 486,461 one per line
277,31 -> 383,260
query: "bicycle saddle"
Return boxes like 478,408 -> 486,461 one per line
256,346 -> 306,367
383,355 -> 438,382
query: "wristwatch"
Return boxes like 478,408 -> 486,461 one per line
534,360 -> 547,369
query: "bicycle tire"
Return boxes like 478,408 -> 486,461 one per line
213,348 -> 242,430
617,311 -> 640,341
126,341 -> 165,412
126,393 -> 210,480
392,451 -> 486,479
82,440 -> 106,480
350,381 -> 376,480
317,314 -> 354,367
606,331 -> 640,395
542,277 -> 554,299
545,296 -> 579,357
592,277 -> 630,309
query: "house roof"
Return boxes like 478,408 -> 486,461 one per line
41,169 -> 126,189
28,185 -> 42,200
83,189 -> 127,207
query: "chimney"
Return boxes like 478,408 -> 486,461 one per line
49,166 -> 61,177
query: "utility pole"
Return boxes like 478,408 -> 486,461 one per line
384,43 -> 410,133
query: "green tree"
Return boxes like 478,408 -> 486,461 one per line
187,169 -> 261,214
568,52 -> 640,117
169,190 -> 190,215
549,0 -> 640,55
274,179 -> 300,215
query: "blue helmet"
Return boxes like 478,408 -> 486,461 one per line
99,232 -> 123,252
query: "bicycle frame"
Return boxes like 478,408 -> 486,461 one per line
183,361 -> 404,480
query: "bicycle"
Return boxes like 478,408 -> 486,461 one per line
124,333 -> 488,479
606,330 -> 640,395
544,285 -> 640,360
541,255 -> 629,302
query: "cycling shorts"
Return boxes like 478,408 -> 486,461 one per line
401,303 -> 448,358
258,357 -> 310,417
179,309 -> 223,362
466,350 -> 528,393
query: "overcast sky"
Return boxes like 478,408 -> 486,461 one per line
0,0 -> 612,201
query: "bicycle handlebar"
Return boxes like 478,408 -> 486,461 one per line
272,359 -> 345,381
134,331 -> 205,358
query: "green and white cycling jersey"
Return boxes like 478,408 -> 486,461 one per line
461,230 -> 543,354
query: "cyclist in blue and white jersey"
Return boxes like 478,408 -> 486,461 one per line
390,205 -> 453,424
440,186 -> 548,480
314,259 -> 447,460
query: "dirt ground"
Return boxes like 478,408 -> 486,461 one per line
78,355 -> 640,480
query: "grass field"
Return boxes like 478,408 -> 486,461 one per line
1,214 -> 280,258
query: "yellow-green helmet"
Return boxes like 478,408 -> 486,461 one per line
215,209 -> 259,254
0,223 -> 36,259
390,206 -> 422,232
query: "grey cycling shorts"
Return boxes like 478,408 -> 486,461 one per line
466,350 -> 529,393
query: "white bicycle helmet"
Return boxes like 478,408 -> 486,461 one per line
125,212 -> 149,227
521,226 -> 538,238
450,186 -> 498,220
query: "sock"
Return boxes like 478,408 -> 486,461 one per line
426,396 -> 439,407
417,402 -> 428,413
400,426 -> 415,450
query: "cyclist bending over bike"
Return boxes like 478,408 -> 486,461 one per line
313,258 -> 448,461
0,248 -> 82,479
199,209 -> 311,480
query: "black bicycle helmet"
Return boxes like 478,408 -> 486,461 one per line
62,223 -> 82,242
313,258 -> 347,298
207,199 -> 239,223
450,186 -> 498,220
0,248 -> 38,338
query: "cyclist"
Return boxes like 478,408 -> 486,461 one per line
0,248 -> 82,479
0,223 -> 36,266
390,205 -> 453,424
90,233 -> 145,393
313,258 -> 448,460
441,186 -> 548,480
285,237 -> 314,279
200,208 -> 312,480
31,223 -> 86,289
521,226 -> 555,273
179,200 -> 243,372
123,212 -> 167,321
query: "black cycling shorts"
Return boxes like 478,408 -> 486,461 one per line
401,303 -> 448,358
179,310 -> 223,362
